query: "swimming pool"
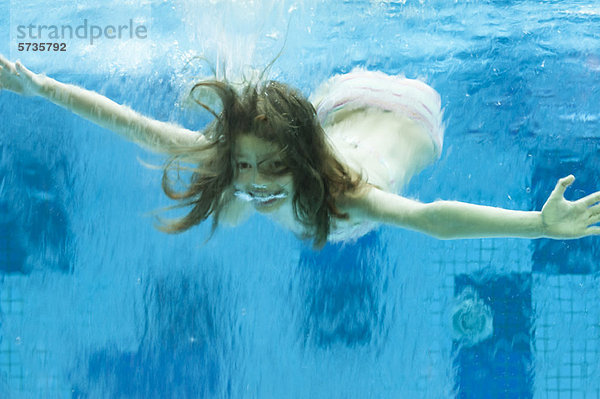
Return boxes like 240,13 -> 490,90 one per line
1,0 -> 599,397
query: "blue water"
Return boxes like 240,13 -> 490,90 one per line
1,0 -> 600,397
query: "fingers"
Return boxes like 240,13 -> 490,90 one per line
0,56 -> 7,91
589,204 -> 600,223
578,191 -> 600,207
585,226 -> 600,236
551,175 -> 575,198
0,53 -> 9,67
0,56 -> 28,76
0,56 -> 18,76
0,55 -> 14,71
15,61 -> 39,84
14,61 -> 27,77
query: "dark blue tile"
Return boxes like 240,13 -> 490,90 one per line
531,139 -> 600,275
73,271 -> 230,398
295,232 -> 388,349
454,273 -> 533,399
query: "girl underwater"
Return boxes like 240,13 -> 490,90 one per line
1,54 -> 599,248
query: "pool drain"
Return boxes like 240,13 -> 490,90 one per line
449,286 -> 494,346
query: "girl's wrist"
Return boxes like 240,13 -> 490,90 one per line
34,74 -> 53,97
535,210 -> 548,238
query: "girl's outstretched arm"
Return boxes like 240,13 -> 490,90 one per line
348,175 -> 600,240
0,55 -> 205,154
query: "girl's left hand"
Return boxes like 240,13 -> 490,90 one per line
541,175 -> 600,239
0,54 -> 45,97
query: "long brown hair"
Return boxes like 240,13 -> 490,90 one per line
154,79 -> 364,248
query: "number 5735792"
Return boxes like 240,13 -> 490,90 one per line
17,43 -> 67,52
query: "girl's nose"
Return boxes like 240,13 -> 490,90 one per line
250,170 -> 269,187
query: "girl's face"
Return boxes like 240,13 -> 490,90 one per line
232,134 -> 294,213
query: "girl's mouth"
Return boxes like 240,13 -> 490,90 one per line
234,190 -> 287,205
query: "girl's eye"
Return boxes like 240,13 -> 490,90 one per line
237,162 -> 251,170
265,160 -> 287,173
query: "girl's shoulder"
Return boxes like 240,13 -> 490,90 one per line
329,184 -> 383,242
335,183 -> 377,221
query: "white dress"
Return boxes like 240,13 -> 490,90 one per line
309,68 -> 445,242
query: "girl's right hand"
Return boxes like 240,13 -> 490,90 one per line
0,54 -> 45,97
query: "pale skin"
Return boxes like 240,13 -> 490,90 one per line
1,54 -> 600,241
